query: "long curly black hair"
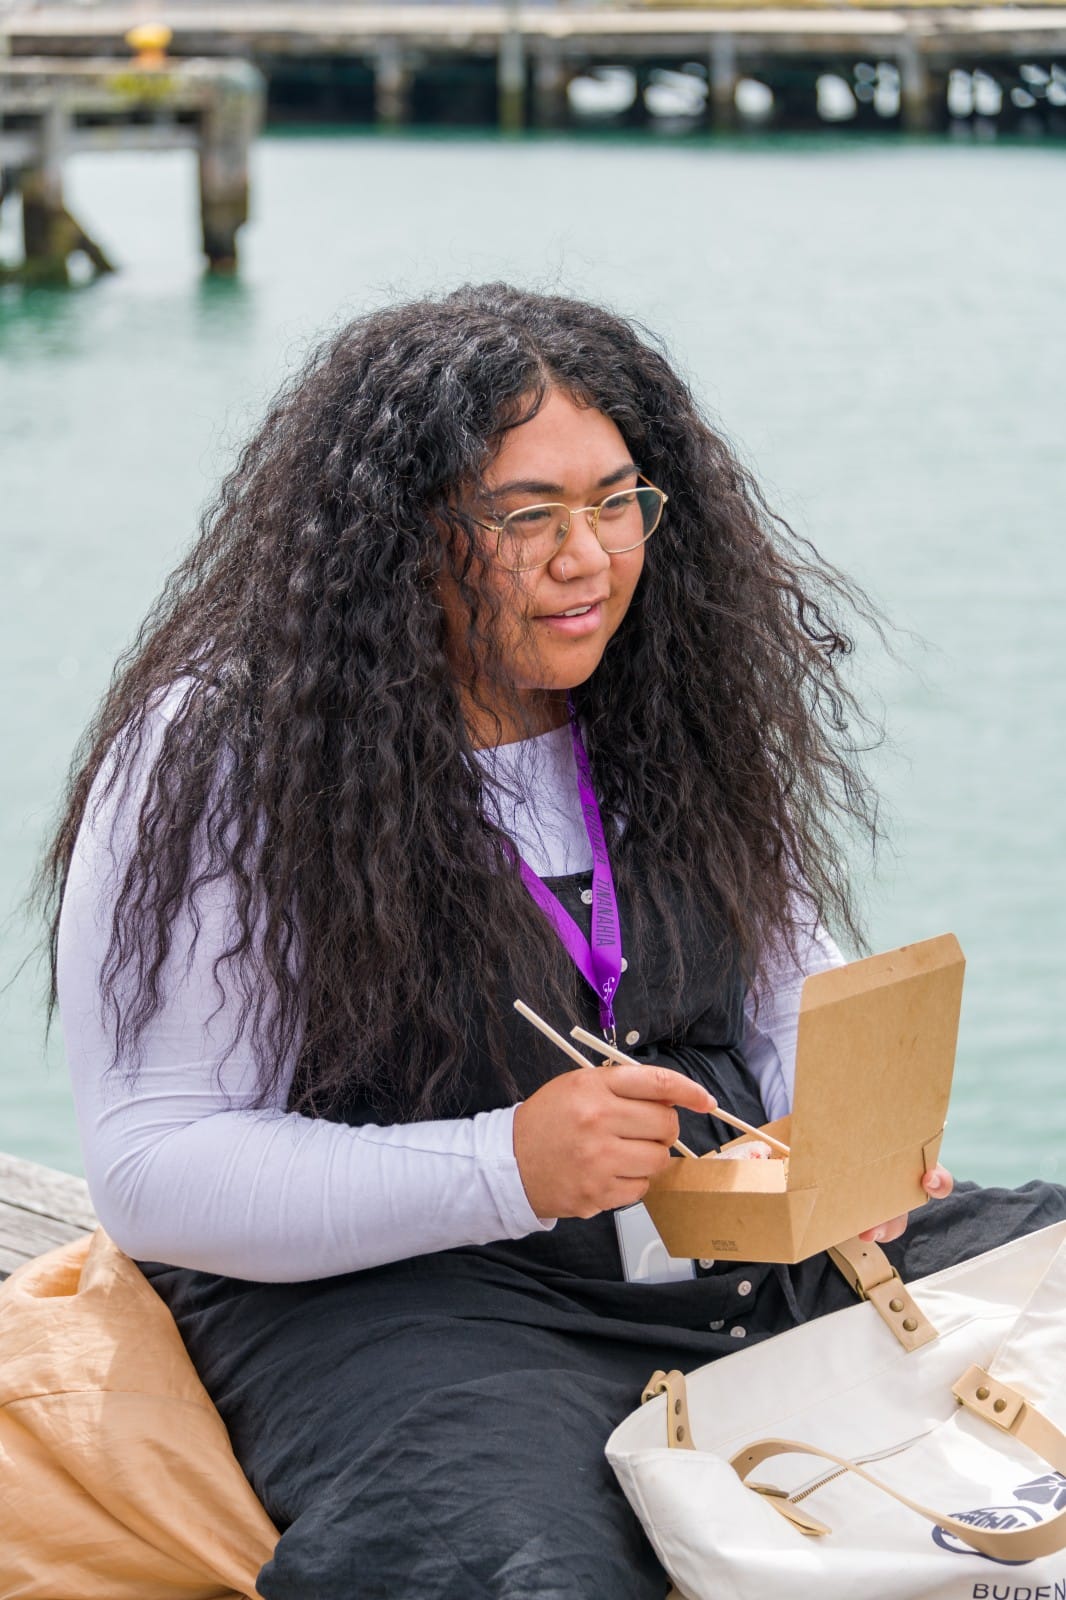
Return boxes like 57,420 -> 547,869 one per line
40,282 -> 880,1121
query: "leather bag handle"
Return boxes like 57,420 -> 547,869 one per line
730,1364 -> 1066,1561
828,1235 -> 938,1350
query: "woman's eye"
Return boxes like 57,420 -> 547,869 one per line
600,492 -> 635,518
509,506 -> 554,530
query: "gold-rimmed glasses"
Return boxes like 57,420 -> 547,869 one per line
478,473 -> 668,575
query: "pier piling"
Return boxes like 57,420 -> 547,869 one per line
709,39 -> 740,131
532,42 -> 568,130
375,37 -> 412,128
19,101 -> 68,285
196,61 -> 261,274
899,42 -> 935,130
498,22 -> 527,134
15,99 -> 116,284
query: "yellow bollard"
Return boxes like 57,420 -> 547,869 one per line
124,22 -> 173,71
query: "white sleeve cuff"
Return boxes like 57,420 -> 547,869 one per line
476,1104 -> 557,1237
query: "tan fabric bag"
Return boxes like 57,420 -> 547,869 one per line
0,1227 -> 279,1600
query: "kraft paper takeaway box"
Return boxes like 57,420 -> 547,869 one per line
642,933 -> 965,1265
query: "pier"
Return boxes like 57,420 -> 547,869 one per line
3,4 -> 1066,134
0,49 -> 264,283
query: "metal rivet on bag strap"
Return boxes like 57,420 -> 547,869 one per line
827,1238 -> 939,1351
952,1364 -> 1026,1432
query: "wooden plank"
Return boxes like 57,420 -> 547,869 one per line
0,1153 -> 96,1283
0,1203 -> 94,1281
0,1151 -> 96,1229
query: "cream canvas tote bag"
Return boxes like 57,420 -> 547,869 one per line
607,1219 -> 1066,1600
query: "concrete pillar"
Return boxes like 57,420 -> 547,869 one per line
21,103 -> 71,284
498,22 -> 527,133
899,41 -> 932,132
375,37 -> 412,127
19,98 -> 115,286
708,38 -> 739,130
532,43 -> 568,129
197,60 -> 264,273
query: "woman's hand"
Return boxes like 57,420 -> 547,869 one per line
858,1164 -> 954,1244
513,1064 -> 717,1222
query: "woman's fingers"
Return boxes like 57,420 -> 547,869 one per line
609,1139 -> 676,1181
513,1063 -> 715,1221
858,1213 -> 908,1244
602,1062 -> 717,1116
609,1178 -> 655,1210
858,1163 -> 955,1244
622,1103 -> 681,1149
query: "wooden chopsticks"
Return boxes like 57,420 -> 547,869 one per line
513,1000 -> 598,1072
513,997 -> 792,1160
513,999 -> 698,1158
568,1025 -> 791,1157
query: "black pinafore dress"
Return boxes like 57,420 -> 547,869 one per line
140,871 -> 1066,1600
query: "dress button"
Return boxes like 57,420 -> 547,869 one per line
580,888 -> 594,905
737,1279 -> 753,1297
698,1258 -> 715,1271
730,1326 -> 747,1339
709,1320 -> 725,1331
625,1029 -> 640,1046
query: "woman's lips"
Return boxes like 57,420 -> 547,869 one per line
536,601 -> 604,637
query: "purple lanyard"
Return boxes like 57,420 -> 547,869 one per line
516,698 -> 623,1043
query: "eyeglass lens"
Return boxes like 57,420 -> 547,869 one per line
499,487 -> 663,572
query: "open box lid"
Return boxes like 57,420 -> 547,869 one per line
785,932 -> 965,1192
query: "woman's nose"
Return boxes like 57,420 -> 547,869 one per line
548,509 -> 611,579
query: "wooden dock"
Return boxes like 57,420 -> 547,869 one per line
0,1150 -> 95,1282
4,3 -> 1066,133
0,51 -> 265,283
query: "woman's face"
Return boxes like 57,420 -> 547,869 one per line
441,387 -> 646,744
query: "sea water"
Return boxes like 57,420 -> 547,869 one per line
2,130 -> 1063,1185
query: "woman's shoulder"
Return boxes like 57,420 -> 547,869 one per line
143,667 -> 227,736
79,673 -> 220,858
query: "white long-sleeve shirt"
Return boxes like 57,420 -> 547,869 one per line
57,697 -> 843,1282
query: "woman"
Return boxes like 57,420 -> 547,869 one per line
45,284 -> 1061,1599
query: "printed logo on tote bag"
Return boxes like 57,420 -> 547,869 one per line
932,1474 -> 1066,1566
